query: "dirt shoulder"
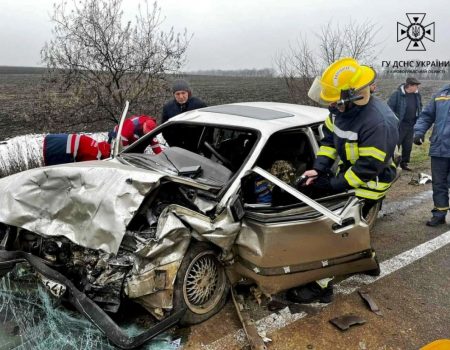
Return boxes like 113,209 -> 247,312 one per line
384,159 -> 432,202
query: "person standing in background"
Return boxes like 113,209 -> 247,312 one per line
162,79 -> 207,123
414,83 -> 450,227
387,77 -> 423,171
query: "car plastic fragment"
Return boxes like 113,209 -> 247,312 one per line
329,314 -> 366,331
358,290 -> 383,316
409,173 -> 432,186
419,173 -> 432,185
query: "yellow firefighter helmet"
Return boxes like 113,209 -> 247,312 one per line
308,57 -> 376,104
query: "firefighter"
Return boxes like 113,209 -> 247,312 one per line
413,83 -> 450,226
287,57 -> 399,304
109,115 -> 162,154
43,134 -> 111,166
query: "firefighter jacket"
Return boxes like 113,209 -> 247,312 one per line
414,84 -> 450,157
314,96 -> 399,200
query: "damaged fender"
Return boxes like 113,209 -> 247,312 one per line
125,204 -> 241,317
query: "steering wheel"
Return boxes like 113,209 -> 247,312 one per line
203,141 -> 232,168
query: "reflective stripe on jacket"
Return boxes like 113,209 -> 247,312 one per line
314,96 -> 399,200
67,134 -> 111,162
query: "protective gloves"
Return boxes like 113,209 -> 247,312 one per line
413,135 -> 424,145
329,173 -> 351,193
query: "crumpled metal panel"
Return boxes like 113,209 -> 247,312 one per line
125,204 -> 240,316
134,205 -> 240,261
235,223 -> 264,257
168,205 -> 241,251
0,161 -> 162,254
128,261 -> 181,319
193,195 -> 216,213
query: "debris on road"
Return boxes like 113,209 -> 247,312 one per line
267,299 -> 289,312
409,173 -> 432,185
329,314 -> 366,331
231,287 -> 267,350
358,290 -> 383,316
250,286 -> 264,305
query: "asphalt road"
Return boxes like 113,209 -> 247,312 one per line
184,170 -> 450,350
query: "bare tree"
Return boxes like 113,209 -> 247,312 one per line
275,20 -> 381,105
342,20 -> 381,64
318,22 -> 345,66
274,36 -> 319,105
40,0 -> 190,128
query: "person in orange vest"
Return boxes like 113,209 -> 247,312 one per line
43,134 -> 111,166
109,115 -> 162,154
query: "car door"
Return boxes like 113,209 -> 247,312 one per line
233,166 -> 379,295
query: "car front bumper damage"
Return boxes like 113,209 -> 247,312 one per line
0,250 -> 186,349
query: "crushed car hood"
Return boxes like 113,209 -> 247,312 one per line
0,161 -> 163,254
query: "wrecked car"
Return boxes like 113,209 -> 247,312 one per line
0,102 -> 381,348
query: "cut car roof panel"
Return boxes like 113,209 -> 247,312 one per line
202,104 -> 294,120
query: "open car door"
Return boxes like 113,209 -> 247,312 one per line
232,166 -> 380,295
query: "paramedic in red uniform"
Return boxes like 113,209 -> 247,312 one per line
43,134 -> 111,166
110,115 -> 161,154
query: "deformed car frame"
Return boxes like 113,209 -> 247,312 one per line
0,102 -> 381,348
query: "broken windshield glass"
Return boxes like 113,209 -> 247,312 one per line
0,266 -> 186,350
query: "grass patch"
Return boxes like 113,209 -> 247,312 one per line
0,136 -> 43,178
410,130 -> 432,166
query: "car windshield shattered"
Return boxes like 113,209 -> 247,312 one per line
0,103 -> 381,349
119,147 -> 233,188
120,122 -> 259,187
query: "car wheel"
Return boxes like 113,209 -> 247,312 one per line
363,201 -> 381,231
173,242 -> 230,326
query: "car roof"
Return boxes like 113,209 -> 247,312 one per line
166,102 -> 329,134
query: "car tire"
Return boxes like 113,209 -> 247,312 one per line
173,242 -> 230,326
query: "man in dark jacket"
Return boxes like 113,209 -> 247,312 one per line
387,77 -> 423,171
414,84 -> 450,226
161,80 -> 207,123
287,57 -> 399,304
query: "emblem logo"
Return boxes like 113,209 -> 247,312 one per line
397,13 -> 435,51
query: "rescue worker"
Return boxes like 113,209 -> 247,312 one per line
413,83 -> 450,226
43,133 -> 111,166
109,115 -> 162,154
387,77 -> 423,171
161,79 -> 207,123
287,57 -> 399,304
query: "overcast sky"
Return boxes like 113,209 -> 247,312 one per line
0,0 -> 448,70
